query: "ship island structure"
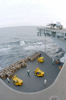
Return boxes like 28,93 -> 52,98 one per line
37,22 -> 66,39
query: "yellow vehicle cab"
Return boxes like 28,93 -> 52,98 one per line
12,75 -> 23,86
37,57 -> 44,63
34,67 -> 44,77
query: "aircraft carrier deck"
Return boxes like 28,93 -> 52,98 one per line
0,51 -> 65,100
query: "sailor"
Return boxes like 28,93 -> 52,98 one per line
52,59 -> 54,64
7,77 -> 10,83
44,79 -> 47,85
27,70 -> 30,76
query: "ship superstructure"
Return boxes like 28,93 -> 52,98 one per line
37,22 -> 66,39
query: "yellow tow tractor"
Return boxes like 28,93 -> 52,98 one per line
12,75 -> 23,86
37,57 -> 44,63
34,67 -> 44,77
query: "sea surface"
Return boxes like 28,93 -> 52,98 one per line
0,26 -> 65,71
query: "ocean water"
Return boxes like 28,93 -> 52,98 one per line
0,26 -> 65,71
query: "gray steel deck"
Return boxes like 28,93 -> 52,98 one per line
0,51 -> 65,100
